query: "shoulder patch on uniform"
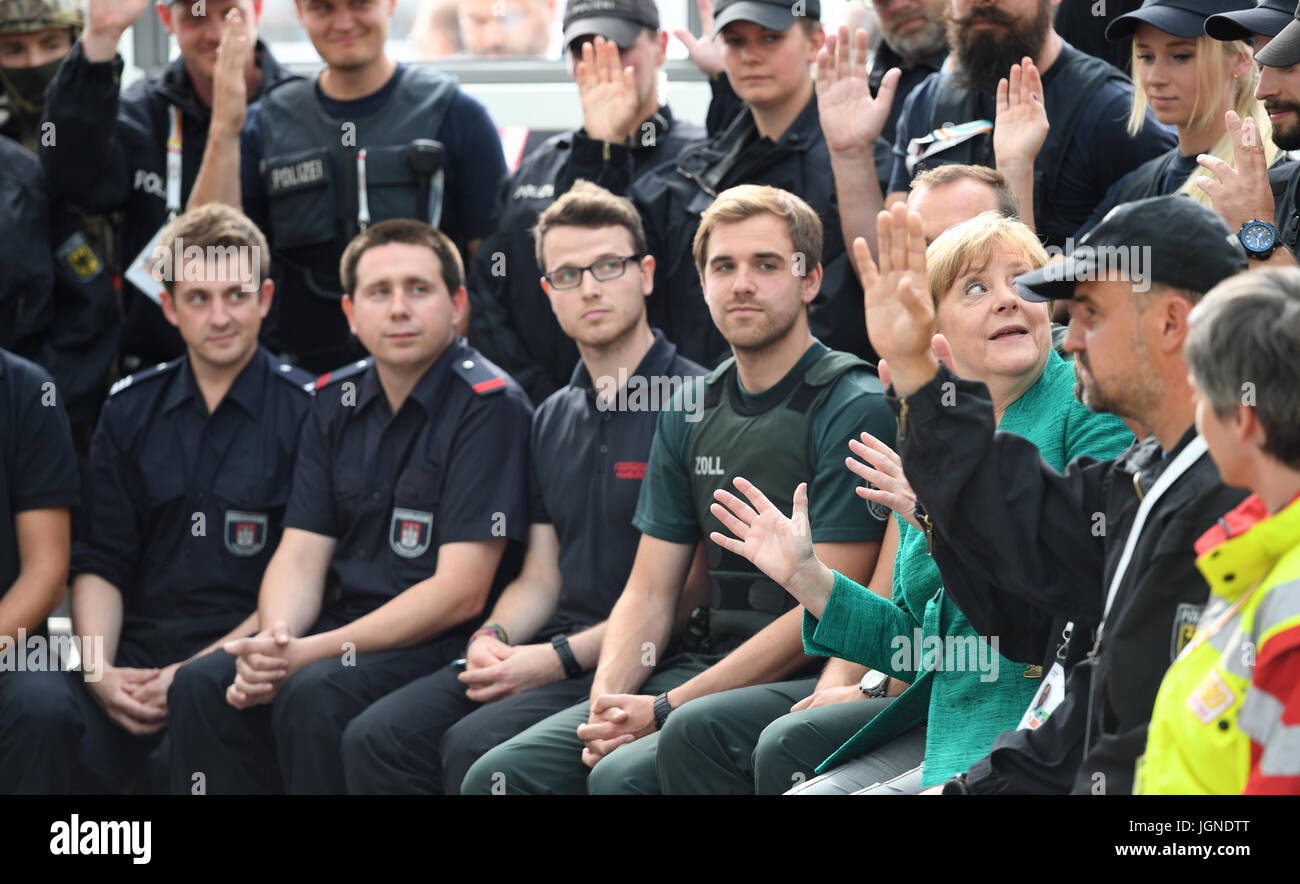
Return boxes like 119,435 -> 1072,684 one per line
313,357 -> 373,392
272,360 -> 317,394
452,354 -> 507,395
108,358 -> 184,396
56,232 -> 104,283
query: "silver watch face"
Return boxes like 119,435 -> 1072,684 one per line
861,671 -> 888,695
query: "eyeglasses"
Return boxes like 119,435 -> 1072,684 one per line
543,255 -> 642,290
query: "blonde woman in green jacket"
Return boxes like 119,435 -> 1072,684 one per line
708,211 -> 1134,793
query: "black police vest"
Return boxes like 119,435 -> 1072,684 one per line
258,67 -> 459,370
1270,160 -> 1300,253
689,350 -> 871,618
920,45 -> 1121,246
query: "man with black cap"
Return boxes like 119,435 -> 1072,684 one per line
856,195 -> 1250,794
1204,0 -> 1300,260
468,0 -> 705,405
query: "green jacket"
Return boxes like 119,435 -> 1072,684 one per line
803,348 -> 1134,785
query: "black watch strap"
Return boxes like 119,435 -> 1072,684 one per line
550,634 -> 582,679
653,692 -> 673,730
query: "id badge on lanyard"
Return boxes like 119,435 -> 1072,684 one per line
125,105 -> 184,306
905,120 -> 993,176
1018,660 -> 1066,730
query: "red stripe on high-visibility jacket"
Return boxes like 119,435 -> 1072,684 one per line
472,378 -> 506,394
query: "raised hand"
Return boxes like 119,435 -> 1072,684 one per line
993,58 -> 1049,173
674,0 -> 724,77
209,6 -> 254,138
856,203 -> 937,395
83,0 -> 156,61
846,431 -> 919,529
576,36 -> 639,144
816,25 -> 900,155
1196,109 -> 1275,232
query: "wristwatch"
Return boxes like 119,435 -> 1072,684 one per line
653,692 -> 674,730
942,773 -> 972,795
550,634 -> 582,679
859,670 -> 890,698
1238,218 -> 1278,259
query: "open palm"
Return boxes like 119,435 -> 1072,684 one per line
856,203 -> 935,367
710,478 -> 815,589
816,26 -> 899,154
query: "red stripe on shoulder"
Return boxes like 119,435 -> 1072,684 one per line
314,371 -> 333,391
472,377 -> 506,394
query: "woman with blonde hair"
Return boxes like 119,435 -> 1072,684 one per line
1077,0 -> 1270,236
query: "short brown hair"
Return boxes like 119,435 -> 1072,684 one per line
910,164 -> 1020,221
531,180 -> 648,269
693,184 -> 822,276
153,203 -> 270,294
339,219 -> 464,297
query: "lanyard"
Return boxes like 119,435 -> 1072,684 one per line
166,105 -> 183,220
1068,434 -> 1209,652
356,148 -> 371,232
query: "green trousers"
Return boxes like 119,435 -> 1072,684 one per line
460,653 -> 725,795
656,680 -> 900,794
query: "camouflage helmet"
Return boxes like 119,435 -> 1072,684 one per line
0,0 -> 84,37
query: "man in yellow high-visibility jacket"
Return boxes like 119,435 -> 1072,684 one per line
1138,268 -> 1300,795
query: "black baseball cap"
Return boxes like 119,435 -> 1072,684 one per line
712,0 -> 822,37
1206,0 -> 1297,42
1106,0 -> 1254,42
563,0 -> 660,50
1015,196 -> 1247,302
1256,0 -> 1300,64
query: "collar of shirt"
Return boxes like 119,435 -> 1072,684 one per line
568,328 -> 679,400
870,41 -> 946,88
353,337 -> 461,417
160,346 -> 270,419
1129,424 -> 1201,498
733,339 -> 829,411
316,62 -> 405,120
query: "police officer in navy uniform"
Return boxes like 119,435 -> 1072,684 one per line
0,344 -> 79,794
41,0 -> 296,373
468,0 -> 705,405
0,0 -> 119,453
0,204 -> 314,794
188,1 -> 507,374
166,220 -> 532,794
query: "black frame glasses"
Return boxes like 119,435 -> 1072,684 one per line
542,254 -> 643,290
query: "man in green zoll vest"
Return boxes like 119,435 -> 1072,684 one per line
461,183 -> 897,794
1137,267 -> 1300,794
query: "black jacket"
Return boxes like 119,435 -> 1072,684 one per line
892,365 -> 1247,794
41,40 -> 296,370
869,41 -> 945,194
467,106 -> 705,405
629,92 -> 873,367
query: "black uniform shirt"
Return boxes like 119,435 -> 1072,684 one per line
0,348 -> 79,598
72,347 -> 315,668
286,338 -> 532,623
529,330 -> 705,632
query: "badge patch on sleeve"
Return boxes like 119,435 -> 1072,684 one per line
225,511 -> 269,557
1186,668 -> 1236,725
1171,602 -> 1203,660
56,232 -> 103,282
390,508 -> 433,559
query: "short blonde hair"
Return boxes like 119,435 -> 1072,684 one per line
925,211 -> 1048,307
693,184 -> 823,276
154,203 -> 271,295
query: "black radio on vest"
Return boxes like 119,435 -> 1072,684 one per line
257,67 -> 459,373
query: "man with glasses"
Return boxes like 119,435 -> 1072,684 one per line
468,0 -> 705,405
342,182 -> 705,794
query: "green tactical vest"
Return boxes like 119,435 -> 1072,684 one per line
688,349 -> 875,633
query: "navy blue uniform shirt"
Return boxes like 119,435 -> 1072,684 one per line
0,348 -> 79,600
529,330 -> 705,632
72,347 -> 314,669
286,338 -> 532,625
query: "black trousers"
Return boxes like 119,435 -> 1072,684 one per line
0,669 -> 167,794
166,627 -> 461,794
342,662 -> 596,794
